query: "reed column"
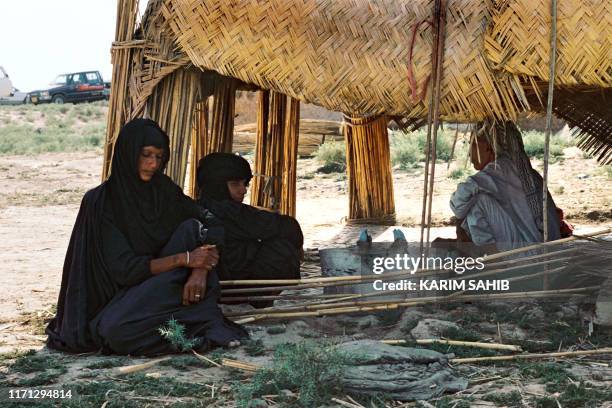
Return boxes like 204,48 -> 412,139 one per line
280,97 -> 300,217
251,91 -> 300,215
188,100 -> 209,197
146,69 -> 201,187
207,79 -> 236,154
344,115 -> 395,223
250,90 -> 270,207
102,0 -> 140,180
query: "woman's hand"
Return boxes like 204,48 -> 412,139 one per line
182,268 -> 208,305
186,245 -> 219,271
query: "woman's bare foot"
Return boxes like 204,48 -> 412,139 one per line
227,340 -> 241,348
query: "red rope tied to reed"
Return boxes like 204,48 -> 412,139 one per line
407,19 -> 433,103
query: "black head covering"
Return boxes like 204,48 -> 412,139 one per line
108,118 -> 196,254
197,153 -> 253,201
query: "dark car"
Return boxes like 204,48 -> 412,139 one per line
29,71 -> 109,105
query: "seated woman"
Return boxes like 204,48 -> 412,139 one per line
46,119 -> 246,356
442,121 -> 569,255
195,153 -> 303,302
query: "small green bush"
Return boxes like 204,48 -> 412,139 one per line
158,319 -> 198,352
314,141 -> 346,173
390,128 -> 456,169
234,341 -> 350,407
522,130 -> 568,161
0,123 -> 104,155
448,168 -> 472,180
391,132 -> 422,169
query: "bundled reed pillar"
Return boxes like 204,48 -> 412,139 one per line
207,79 -> 236,154
250,90 -> 270,207
187,75 -> 236,197
146,68 -> 201,187
280,97 -> 300,217
250,90 -> 300,215
102,0 -> 140,180
344,115 -> 395,223
188,99 -> 209,197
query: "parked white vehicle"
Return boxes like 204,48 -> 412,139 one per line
0,66 -> 28,105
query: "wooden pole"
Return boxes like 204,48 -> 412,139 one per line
542,0 -> 558,290
451,348 -> 612,364
420,0 -> 447,251
381,339 -> 523,352
425,0 -> 447,246
220,236 -> 599,293
232,288 -> 595,324
227,277 -> 590,319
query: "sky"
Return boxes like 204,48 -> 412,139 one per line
1,1 -> 148,92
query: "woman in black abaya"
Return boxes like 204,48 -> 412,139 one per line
196,153 -> 304,307
46,119 -> 246,356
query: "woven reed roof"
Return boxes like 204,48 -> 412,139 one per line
134,0 -> 612,164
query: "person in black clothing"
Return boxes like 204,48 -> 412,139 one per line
46,119 -> 246,356
196,153 -> 303,306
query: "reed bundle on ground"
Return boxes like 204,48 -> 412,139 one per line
232,287 -> 596,324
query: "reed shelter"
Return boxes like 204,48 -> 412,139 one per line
103,0 -> 612,224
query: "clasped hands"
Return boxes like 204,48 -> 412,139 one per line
182,245 -> 219,305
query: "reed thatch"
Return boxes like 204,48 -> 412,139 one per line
105,0 -> 612,188
161,0 -> 610,117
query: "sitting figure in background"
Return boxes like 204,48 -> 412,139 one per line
447,121 -> 567,254
196,153 -> 304,306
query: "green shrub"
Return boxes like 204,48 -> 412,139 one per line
522,130 -> 568,161
314,141 -> 346,173
234,341 -> 350,407
390,128 -> 456,169
448,167 -> 472,180
158,319 -> 198,352
390,131 -> 422,169
0,123 -> 104,155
